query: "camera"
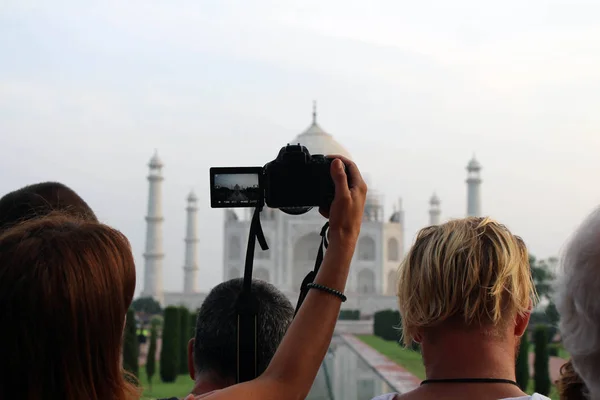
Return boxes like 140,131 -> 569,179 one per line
210,144 -> 339,215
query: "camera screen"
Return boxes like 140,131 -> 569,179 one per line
210,167 -> 263,208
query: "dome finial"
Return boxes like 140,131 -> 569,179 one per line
312,100 -> 317,124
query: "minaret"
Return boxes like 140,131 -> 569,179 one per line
397,198 -> 405,227
429,193 -> 441,225
183,191 -> 199,294
466,155 -> 482,217
142,151 -> 165,303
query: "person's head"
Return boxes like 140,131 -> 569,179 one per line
189,278 -> 294,387
0,214 -> 138,400
555,206 -> 600,400
397,217 -> 536,354
556,359 -> 588,400
0,181 -> 97,232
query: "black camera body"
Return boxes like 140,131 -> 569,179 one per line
263,145 -> 336,213
210,144 -> 339,214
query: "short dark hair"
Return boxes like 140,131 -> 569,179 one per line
0,182 -> 97,232
193,278 -> 294,381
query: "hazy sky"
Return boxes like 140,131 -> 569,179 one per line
2,0 -> 600,295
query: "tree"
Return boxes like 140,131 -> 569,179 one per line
530,255 -> 556,302
534,325 -> 551,395
123,308 -> 139,377
515,331 -> 530,390
160,307 -> 181,383
146,325 -> 158,391
545,301 -> 560,343
132,297 -> 162,315
545,302 -> 559,326
179,306 -> 191,374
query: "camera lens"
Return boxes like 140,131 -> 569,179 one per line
279,206 -> 313,215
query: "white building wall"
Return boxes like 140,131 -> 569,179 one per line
163,290 -> 398,317
350,221 -> 383,294
223,218 -> 251,281
383,222 -> 403,295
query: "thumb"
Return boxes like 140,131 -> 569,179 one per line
331,159 -> 350,197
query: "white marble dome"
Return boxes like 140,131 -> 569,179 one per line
288,109 -> 352,159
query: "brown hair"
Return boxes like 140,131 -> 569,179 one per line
0,181 -> 98,232
557,359 -> 587,400
0,214 -> 140,400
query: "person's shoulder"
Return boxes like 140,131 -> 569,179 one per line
370,393 -> 398,400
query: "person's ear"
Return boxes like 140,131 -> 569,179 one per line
515,309 -> 532,338
188,339 -> 196,380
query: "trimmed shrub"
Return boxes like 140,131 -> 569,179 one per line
515,331 -> 530,390
160,307 -> 180,383
339,310 -> 360,320
373,309 -> 401,342
534,325 -> 551,395
179,306 -> 191,374
123,308 -> 139,377
548,344 -> 559,357
146,326 -> 158,390
189,312 -> 197,338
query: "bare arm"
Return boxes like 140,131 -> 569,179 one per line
201,156 -> 367,400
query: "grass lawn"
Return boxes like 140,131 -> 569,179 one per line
137,368 -> 194,400
357,335 -> 559,400
356,335 -> 426,379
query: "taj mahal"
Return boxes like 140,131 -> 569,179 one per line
140,105 -> 483,316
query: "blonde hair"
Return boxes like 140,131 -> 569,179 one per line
397,217 -> 537,346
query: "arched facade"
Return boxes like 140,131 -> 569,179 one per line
387,238 -> 399,262
293,232 -> 322,289
254,267 -> 270,283
357,236 -> 376,261
256,244 -> 270,259
357,269 -> 376,294
386,269 -> 397,295
229,235 -> 241,260
228,267 -> 241,280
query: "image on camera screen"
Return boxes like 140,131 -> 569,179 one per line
212,171 -> 261,207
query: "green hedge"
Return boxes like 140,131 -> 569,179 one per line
179,306 -> 191,374
548,343 -> 559,357
339,310 -> 360,320
189,311 -> 197,338
516,331 -> 530,390
534,325 -> 551,396
160,307 -> 180,383
123,308 -> 139,377
146,326 -> 158,388
373,309 -> 401,342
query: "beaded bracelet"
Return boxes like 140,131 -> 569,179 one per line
306,283 -> 347,302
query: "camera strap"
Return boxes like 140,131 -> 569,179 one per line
294,221 -> 329,316
236,206 -> 268,383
